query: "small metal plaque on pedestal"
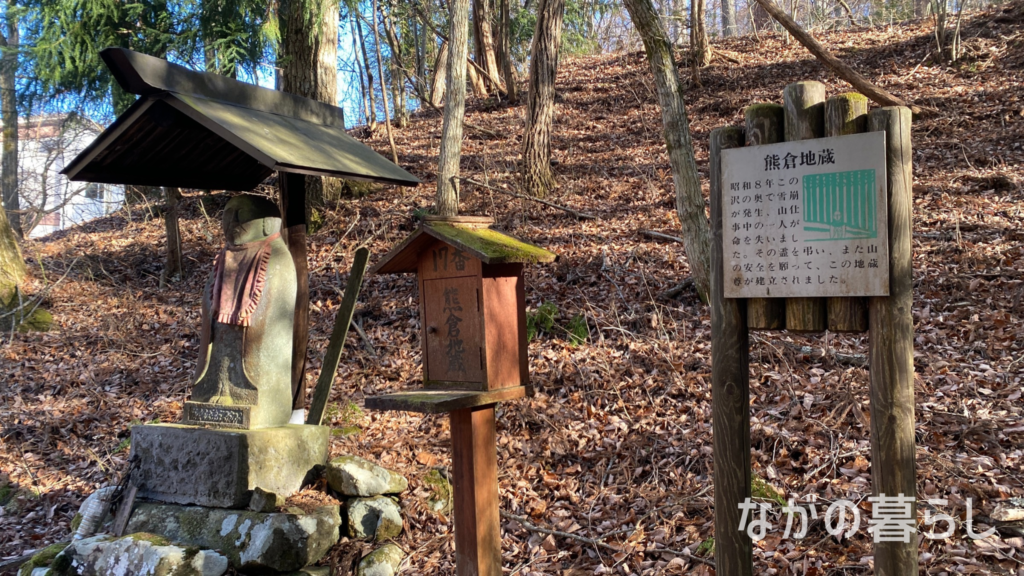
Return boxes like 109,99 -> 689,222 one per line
182,401 -> 251,429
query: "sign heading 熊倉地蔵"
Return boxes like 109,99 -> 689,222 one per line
721,131 -> 889,299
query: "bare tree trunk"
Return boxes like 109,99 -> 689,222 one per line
417,3 -> 507,95
431,41 -> 450,106
356,15 -> 378,129
370,0 -> 400,163
1,9 -> 21,239
520,0 -> 565,198
382,9 -> 410,128
351,17 -> 373,126
623,0 -> 712,302
691,0 -> 711,69
751,0 -> 917,112
161,187 -> 183,287
722,0 -> 738,35
467,57 -> 489,96
496,0 -> 519,103
436,0 -> 471,216
413,20 -> 426,94
0,203 -> 22,305
473,0 -> 503,91
279,0 -> 342,207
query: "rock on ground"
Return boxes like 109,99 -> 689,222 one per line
356,543 -> 405,576
53,533 -> 228,576
18,541 -> 68,576
345,497 -> 403,541
125,503 -> 340,572
326,456 -> 408,497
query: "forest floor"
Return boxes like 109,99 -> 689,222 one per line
3,4 -> 1024,575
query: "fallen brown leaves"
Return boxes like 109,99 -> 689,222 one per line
2,3 -> 1023,574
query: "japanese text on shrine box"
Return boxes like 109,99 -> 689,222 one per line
720,131 -> 890,299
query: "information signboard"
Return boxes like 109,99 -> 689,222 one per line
721,131 -> 889,298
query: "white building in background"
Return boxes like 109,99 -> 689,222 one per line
7,114 -> 125,239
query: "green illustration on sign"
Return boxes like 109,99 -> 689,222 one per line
802,169 -> 877,241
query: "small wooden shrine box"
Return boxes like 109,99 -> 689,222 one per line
366,216 -> 556,414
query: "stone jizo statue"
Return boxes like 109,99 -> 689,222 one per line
184,194 -> 296,429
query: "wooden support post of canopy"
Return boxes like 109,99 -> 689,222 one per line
709,125 -> 753,576
279,172 -> 311,413
450,405 -> 502,576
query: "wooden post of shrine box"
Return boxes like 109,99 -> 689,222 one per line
366,215 -> 556,576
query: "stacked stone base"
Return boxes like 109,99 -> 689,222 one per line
26,425 -> 410,576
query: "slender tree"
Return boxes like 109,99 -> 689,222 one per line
354,14 -> 379,128
368,0 -> 399,162
0,0 -> 23,307
0,0 -> 20,238
382,5 -> 409,128
722,0 -> 737,35
520,0 -> 565,198
495,0 -> 518,103
350,17 -> 373,126
622,0 -> 712,302
435,0 -> 470,216
430,40 -> 449,106
161,187 -> 183,286
691,0 -> 710,71
472,0 -> 502,91
0,201 -> 23,307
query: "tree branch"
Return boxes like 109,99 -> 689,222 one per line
751,0 -> 928,115
461,177 -> 597,219
500,511 -> 716,568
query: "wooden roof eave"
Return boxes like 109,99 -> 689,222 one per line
61,97 -> 158,183
62,48 -> 421,192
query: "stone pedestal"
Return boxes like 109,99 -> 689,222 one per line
130,423 -> 329,508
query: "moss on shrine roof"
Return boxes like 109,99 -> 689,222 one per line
426,223 -> 557,264
371,219 -> 557,274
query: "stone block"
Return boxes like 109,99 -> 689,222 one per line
125,503 -> 340,573
130,423 -> 329,508
357,543 -> 405,576
54,533 -> 229,576
249,487 -> 285,512
325,456 -> 408,497
345,497 -> 403,541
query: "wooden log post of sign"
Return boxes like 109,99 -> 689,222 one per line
744,104 -> 786,330
710,126 -> 753,576
868,106 -> 917,576
783,81 -> 828,332
710,83 -> 915,576
826,94 -> 870,332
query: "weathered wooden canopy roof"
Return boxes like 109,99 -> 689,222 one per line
62,48 -> 420,191
371,216 -> 557,275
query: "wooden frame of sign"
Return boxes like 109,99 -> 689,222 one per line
709,82 -> 915,576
